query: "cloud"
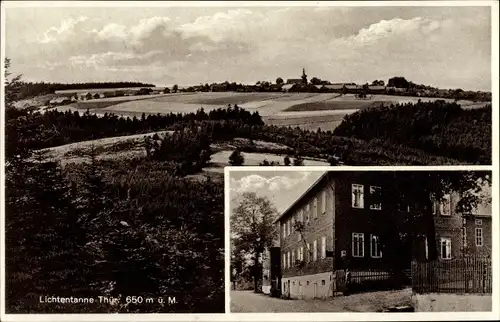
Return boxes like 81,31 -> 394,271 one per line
38,16 -> 89,43
231,172 -> 312,194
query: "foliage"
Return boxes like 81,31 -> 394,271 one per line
229,149 -> 245,166
387,76 -> 410,88
259,159 -> 280,166
5,153 -> 225,313
145,127 -> 212,174
13,81 -> 155,100
333,101 -> 491,164
231,192 -> 278,292
293,154 -> 304,166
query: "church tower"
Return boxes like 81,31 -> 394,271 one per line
301,68 -> 308,85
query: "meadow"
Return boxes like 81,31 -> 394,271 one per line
51,92 -> 489,132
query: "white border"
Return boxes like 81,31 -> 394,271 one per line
1,1 -> 497,8
1,0 -> 499,321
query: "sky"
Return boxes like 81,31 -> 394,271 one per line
4,4 -> 492,90
229,170 -> 325,215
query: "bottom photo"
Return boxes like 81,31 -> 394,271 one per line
228,169 -> 492,313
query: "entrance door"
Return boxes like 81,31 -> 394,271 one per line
314,282 -> 318,298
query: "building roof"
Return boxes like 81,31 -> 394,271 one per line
345,85 -> 361,90
314,85 -> 322,89
368,85 -> 386,90
273,172 -> 328,224
286,78 -> 302,84
323,84 -> 344,90
281,84 -> 296,90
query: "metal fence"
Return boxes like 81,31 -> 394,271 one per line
412,256 -> 492,294
336,269 -> 411,294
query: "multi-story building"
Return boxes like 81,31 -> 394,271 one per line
423,189 -> 492,261
275,172 -> 491,299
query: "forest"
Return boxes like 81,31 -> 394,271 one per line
13,81 -> 156,100
333,101 -> 491,164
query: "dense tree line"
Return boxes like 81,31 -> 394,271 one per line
333,100 -> 491,164
4,105 -> 263,156
14,81 -> 156,100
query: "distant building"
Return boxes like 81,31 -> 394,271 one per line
367,85 -> 386,93
345,85 -> 362,92
79,92 -> 93,100
281,84 -> 297,92
49,97 -> 72,106
415,190 -> 492,261
322,84 -> 345,92
286,78 -> 303,85
286,68 -> 308,85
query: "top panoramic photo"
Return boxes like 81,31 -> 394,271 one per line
3,3 -> 494,167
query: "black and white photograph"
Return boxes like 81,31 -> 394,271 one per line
228,169 -> 493,313
0,0 -> 498,320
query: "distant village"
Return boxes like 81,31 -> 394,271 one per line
49,68 -> 491,107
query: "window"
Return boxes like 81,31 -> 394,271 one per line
370,186 -> 382,210
321,190 -> 327,213
292,250 -> 295,265
313,197 -> 318,218
298,231 -> 302,241
299,247 -> 304,261
424,237 -> 428,260
462,227 -> 467,248
370,234 -> 382,258
321,236 -> 327,259
475,228 -> 483,246
322,280 -> 326,286
440,194 -> 451,216
283,254 -> 286,269
282,223 -> 286,238
299,209 -> 303,222
306,243 -> 311,262
313,240 -> 318,261
305,203 -> 310,223
352,233 -> 365,257
352,184 -> 364,208
475,219 -> 482,226
291,217 -> 295,233
440,238 -> 452,259
432,199 -> 437,215
287,220 -> 291,236
287,252 -> 291,268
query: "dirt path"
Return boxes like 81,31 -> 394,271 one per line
230,289 -> 412,313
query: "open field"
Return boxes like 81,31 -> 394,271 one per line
42,131 -> 322,170
50,92 -> 489,131
285,100 -> 390,111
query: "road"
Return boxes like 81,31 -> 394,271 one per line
230,289 -> 412,313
